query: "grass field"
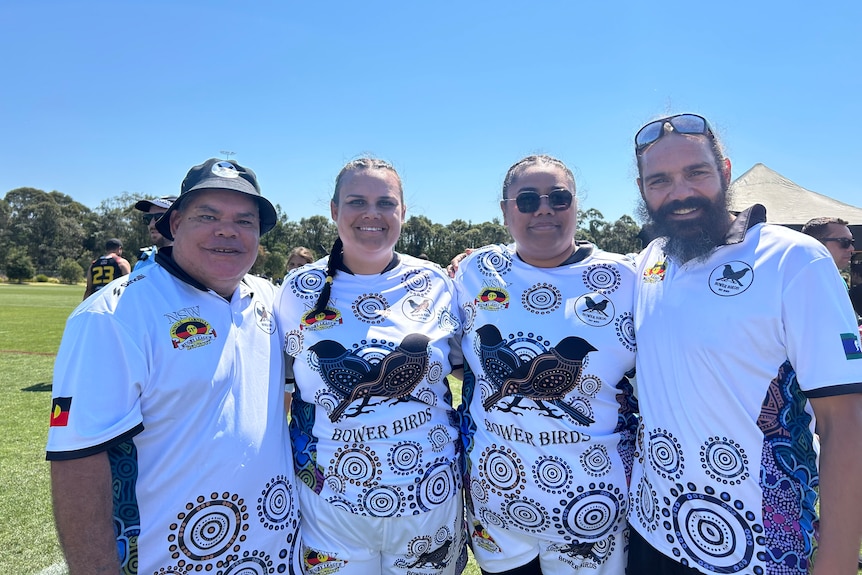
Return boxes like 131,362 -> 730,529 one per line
0,284 -> 74,574
3,283 -> 858,575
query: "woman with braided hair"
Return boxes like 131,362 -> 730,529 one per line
274,158 -> 467,575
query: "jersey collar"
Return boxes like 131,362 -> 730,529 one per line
724,204 -> 767,245
154,246 -> 254,297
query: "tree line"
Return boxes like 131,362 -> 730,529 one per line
0,187 -> 644,283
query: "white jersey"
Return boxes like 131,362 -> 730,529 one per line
629,206 -> 862,574
275,254 -> 463,517
46,253 -> 301,574
132,245 -> 158,271
454,243 -> 638,546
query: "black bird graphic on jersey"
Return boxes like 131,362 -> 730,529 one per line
722,264 -> 750,286
481,335 -> 597,424
312,333 -> 432,422
308,339 -> 373,400
475,324 -> 523,388
549,540 -> 602,563
407,538 -> 453,569
584,295 -> 609,317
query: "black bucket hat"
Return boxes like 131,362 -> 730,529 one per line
155,158 -> 277,240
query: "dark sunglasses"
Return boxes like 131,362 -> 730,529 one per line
822,237 -> 855,249
142,213 -> 163,225
635,113 -> 714,154
503,189 -> 573,214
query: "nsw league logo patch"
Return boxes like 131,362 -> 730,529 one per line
303,547 -> 346,574
170,317 -> 217,350
50,397 -> 72,427
300,307 -> 342,330
841,332 -> 862,360
475,286 -> 510,310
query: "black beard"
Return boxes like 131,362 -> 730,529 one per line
638,190 -> 731,264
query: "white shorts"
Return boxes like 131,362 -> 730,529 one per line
467,506 -> 628,574
298,482 -> 467,575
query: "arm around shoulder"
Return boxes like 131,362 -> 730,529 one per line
51,452 -> 121,575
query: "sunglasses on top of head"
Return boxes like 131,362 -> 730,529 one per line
503,189 -> 574,214
142,213 -> 163,225
822,237 -> 855,249
635,113 -> 714,154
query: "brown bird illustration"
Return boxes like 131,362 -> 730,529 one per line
313,333 -> 431,422
482,335 -> 597,424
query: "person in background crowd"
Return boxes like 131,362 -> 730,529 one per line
132,195 -> 176,271
83,238 -> 131,299
850,263 -> 862,319
802,216 -> 855,273
286,246 -> 315,272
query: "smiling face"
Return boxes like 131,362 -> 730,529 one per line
169,189 -> 260,298
330,168 -> 405,274
501,163 -> 577,267
637,132 -> 733,263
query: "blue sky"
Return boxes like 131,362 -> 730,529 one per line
2,1 -> 860,227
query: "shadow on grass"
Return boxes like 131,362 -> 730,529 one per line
22,382 -> 52,392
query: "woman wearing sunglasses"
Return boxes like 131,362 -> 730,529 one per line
453,155 -> 638,574
274,158 -> 467,575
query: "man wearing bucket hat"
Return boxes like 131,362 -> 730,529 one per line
47,159 -> 300,575
132,195 -> 176,271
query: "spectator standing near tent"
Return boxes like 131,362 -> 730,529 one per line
801,216 -> 855,273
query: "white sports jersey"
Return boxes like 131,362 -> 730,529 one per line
629,206 -> 862,574
132,245 -> 158,271
275,254 -> 463,518
46,253 -> 301,574
454,243 -> 638,552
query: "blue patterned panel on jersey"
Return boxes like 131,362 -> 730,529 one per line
756,360 -> 818,574
108,439 -> 139,574
290,386 -> 325,494
457,363 -> 479,477
613,375 -> 639,482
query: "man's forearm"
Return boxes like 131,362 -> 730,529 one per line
810,395 -> 862,574
51,454 -> 121,575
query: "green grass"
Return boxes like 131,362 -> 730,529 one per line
0,283 -> 76,574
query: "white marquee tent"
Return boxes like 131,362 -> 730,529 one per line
728,163 -> 862,226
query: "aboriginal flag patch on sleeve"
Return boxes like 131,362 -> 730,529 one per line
50,397 -> 72,427
840,333 -> 862,360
